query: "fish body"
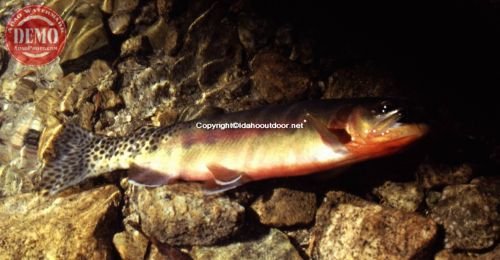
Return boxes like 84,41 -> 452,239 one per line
39,99 -> 428,194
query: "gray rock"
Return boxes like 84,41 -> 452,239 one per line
190,228 -> 302,260
0,185 -> 121,259
250,187 -> 317,227
430,182 -> 500,250
311,191 -> 437,260
284,228 -> 311,258
373,181 -> 424,212
124,183 -> 245,246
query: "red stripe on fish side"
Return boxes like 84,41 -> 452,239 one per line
243,159 -> 349,181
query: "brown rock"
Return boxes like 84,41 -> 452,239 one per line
0,102 -> 43,196
135,1 -> 159,25
322,63 -> 397,98
311,191 -> 437,259
430,183 -> 499,250
35,59 -> 115,123
373,181 -> 424,212
113,0 -> 140,13
0,185 -> 121,259
417,163 -> 474,189
250,51 -> 310,103
156,0 -> 176,18
163,24 -> 181,55
113,228 -> 149,260
143,18 -> 170,50
47,1 -> 109,63
120,35 -> 152,57
0,77 -> 35,103
251,187 -> 317,227
78,101 -> 95,130
0,45 -> 6,76
109,13 -> 132,35
100,0 -> 114,13
190,228 -> 302,260
95,89 -> 123,110
435,244 -> 500,260
238,13 -> 272,51
147,244 -> 192,260
124,183 -> 245,246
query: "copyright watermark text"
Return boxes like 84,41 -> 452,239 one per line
196,121 -> 306,130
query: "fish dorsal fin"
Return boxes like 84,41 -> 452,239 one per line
128,164 -> 172,187
203,164 -> 248,195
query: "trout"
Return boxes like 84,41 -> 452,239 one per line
38,98 -> 428,194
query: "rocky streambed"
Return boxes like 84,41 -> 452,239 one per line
1,0 -> 499,259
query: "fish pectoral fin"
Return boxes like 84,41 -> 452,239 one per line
203,164 -> 248,195
305,112 -> 343,147
128,164 -> 172,187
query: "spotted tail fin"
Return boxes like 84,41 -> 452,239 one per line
38,124 -> 100,194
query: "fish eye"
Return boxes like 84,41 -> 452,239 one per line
372,100 -> 398,114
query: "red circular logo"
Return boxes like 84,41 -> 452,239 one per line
5,5 -> 66,66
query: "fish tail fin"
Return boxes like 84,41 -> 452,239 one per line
38,124 -> 99,194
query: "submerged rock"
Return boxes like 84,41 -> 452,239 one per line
435,244 -> 500,260
322,63 -> 397,98
0,185 -> 121,259
373,181 -> 424,212
310,191 -> 437,259
429,181 -> 499,250
190,228 -> 302,260
147,243 -> 192,260
47,1 -> 109,64
250,187 -> 317,227
113,227 -> 149,260
250,51 -> 311,103
124,183 -> 245,246
416,163 -> 474,189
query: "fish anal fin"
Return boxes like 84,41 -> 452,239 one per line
128,165 -> 172,187
203,164 -> 248,194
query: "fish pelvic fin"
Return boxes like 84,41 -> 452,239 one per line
203,165 -> 249,195
38,124 -> 99,194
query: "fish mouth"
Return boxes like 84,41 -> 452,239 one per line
346,105 -> 428,144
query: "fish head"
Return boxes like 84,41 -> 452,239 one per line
341,99 -> 428,156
